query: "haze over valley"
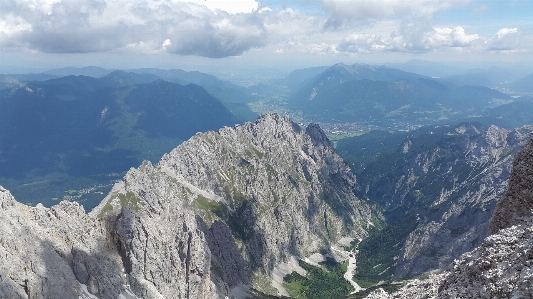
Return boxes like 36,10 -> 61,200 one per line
1,62 -> 532,209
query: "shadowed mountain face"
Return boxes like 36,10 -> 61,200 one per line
0,76 -> 243,180
288,63 -> 514,125
360,132 -> 533,299
277,65 -> 330,92
127,68 -> 254,104
464,100 -> 533,130
337,123 -> 533,284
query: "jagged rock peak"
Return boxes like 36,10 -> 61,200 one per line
0,185 -> 130,299
0,113 -> 377,298
0,185 -> 15,208
241,112 -> 331,149
90,113 -> 378,296
490,135 -> 533,233
306,123 -> 332,148
246,112 -> 302,133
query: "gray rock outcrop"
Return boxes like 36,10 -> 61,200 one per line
381,124 -> 533,278
0,186 -> 126,299
489,137 -> 533,233
364,132 -> 533,299
1,113 -> 379,298
93,113 -> 379,295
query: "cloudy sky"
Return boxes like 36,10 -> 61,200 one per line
1,0 -> 532,73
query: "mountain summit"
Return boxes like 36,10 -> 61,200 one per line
0,113 -> 379,298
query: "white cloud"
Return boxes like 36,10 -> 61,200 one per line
273,40 -> 338,55
424,26 -> 480,48
0,15 -> 32,35
337,33 -> 390,53
496,28 -> 518,39
487,28 -> 533,53
0,0 -> 269,57
320,0 -> 484,55
161,39 -> 171,50
305,42 -> 338,54
322,0 -> 471,28
178,0 -> 259,14
0,0 -> 530,60
338,26 -> 481,54
163,11 -> 268,57
335,24 -> 533,58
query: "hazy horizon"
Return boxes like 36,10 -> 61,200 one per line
1,0 -> 533,77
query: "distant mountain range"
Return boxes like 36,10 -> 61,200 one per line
286,63 -> 533,128
0,74 -> 251,206
1,63 -> 531,208
43,66 -> 115,78
1,66 -> 256,104
506,73 -> 533,93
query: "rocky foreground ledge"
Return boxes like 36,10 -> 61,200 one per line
0,186 -> 128,299
365,137 -> 533,299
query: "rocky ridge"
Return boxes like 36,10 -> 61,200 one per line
1,113 -> 379,298
0,186 -> 129,299
364,132 -> 533,298
394,124 -> 533,278
93,113 -> 378,296
356,123 -> 533,280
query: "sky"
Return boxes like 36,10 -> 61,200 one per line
1,0 -> 533,74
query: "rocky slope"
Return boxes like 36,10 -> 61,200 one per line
363,132 -> 533,298
394,125 -> 533,279
354,123 -> 533,282
93,113 -> 379,296
0,113 -> 379,298
490,137 -> 533,233
0,186 -> 130,299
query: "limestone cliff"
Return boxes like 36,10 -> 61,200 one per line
1,113 -> 379,298
489,137 -> 533,233
363,132 -> 533,299
0,186 -> 128,299
356,123 -> 533,280
394,125 -> 533,278
93,113 -> 379,296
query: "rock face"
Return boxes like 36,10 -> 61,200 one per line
364,132 -> 533,299
1,113 -> 379,298
437,221 -> 533,298
395,125 -> 533,279
358,123 -> 533,280
489,137 -> 533,233
0,186 -> 127,299
93,113 -> 378,295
